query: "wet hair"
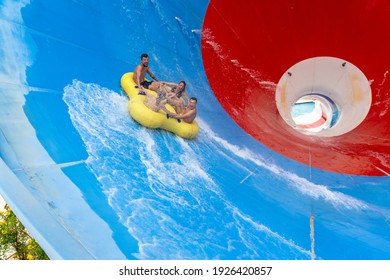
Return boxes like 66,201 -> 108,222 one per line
141,53 -> 149,60
190,97 -> 197,103
179,80 -> 186,89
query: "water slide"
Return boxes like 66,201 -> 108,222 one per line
0,0 -> 389,260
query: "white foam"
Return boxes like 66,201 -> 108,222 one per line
203,28 -> 228,60
232,207 -> 311,258
229,58 -> 277,91
64,80 -> 313,259
197,118 -> 373,211
63,72 -> 390,259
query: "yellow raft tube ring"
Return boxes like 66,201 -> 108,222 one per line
120,72 -> 199,139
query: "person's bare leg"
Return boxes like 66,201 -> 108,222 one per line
158,100 -> 172,115
148,81 -> 162,92
175,100 -> 185,114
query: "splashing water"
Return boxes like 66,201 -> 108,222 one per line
62,79 -> 390,259
63,80 -> 313,259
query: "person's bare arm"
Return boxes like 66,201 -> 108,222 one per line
163,82 -> 177,87
169,108 -> 195,119
134,65 -> 145,91
182,91 -> 190,103
147,69 -> 158,81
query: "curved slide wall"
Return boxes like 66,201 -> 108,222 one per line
0,0 -> 389,260
202,0 -> 390,176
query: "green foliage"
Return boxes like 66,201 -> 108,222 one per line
0,205 -> 49,260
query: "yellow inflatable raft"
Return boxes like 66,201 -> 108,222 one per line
120,72 -> 199,139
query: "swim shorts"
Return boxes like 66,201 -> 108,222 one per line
140,80 -> 153,89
